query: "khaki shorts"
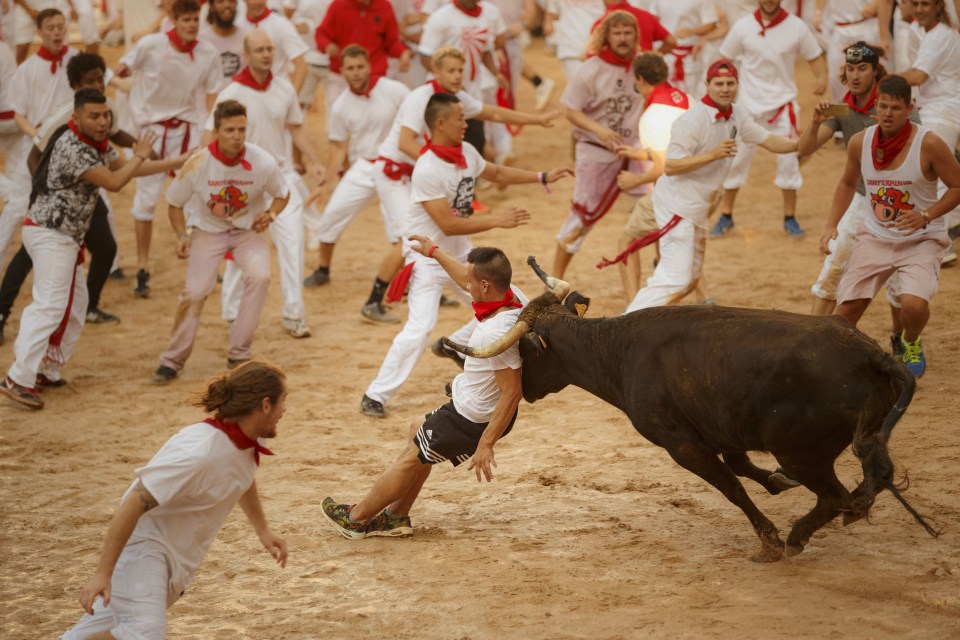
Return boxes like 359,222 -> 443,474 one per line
836,226 -> 949,304
623,193 -> 657,239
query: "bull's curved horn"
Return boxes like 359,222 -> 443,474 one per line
441,320 -> 530,359
526,256 -> 571,301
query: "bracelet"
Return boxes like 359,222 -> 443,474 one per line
269,211 -> 278,222
536,171 -> 551,194
428,245 -> 439,258
178,233 -> 189,241
921,210 -> 930,228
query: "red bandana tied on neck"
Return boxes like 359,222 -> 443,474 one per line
428,79 -> 451,94
842,83 -> 877,116
473,289 -> 523,322
203,417 -> 274,466
453,0 -> 481,17
420,137 -> 467,168
166,29 -> 198,60
68,119 -> 110,154
36,45 -> 68,74
701,95 -> 733,121
246,7 -> 271,25
208,139 -> 252,170
233,66 -> 273,91
871,122 -> 913,170
754,8 -> 789,37
597,46 -> 633,70
647,82 -> 689,109
350,75 -> 380,98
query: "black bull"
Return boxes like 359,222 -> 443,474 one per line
443,261 -> 939,562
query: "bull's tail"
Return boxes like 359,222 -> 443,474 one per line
851,357 -> 941,538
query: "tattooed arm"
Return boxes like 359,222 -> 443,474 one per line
78,480 -> 158,614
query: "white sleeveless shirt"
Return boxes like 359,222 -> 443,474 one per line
860,124 -> 942,241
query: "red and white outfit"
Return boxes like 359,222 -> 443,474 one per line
120,32 -> 222,222
0,40 -> 18,204
207,69 -> 311,326
290,0 -> 334,109
650,0 -> 718,95
546,0 -> 605,79
199,23 -> 250,91
485,0 -> 524,159
821,0 -> 880,100
1,44 -> 78,268
719,8 -> 821,192
837,125 -> 948,305
557,51 -> 648,253
61,420 -> 270,640
245,8 -> 310,79
159,142 -> 288,371
625,98 -> 769,312
364,142 -> 490,406
314,77 -> 411,247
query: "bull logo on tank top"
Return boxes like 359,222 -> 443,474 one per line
207,185 -> 249,220
452,177 -> 475,218
869,185 -> 914,228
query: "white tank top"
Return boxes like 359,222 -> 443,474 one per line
860,124 -> 943,240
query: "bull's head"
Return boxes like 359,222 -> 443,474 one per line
441,257 -> 590,402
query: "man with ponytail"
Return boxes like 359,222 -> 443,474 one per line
62,361 -> 288,640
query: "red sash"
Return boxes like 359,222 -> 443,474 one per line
596,214 -> 682,269
669,45 -> 693,83
376,157 -> 414,181
572,157 -> 628,227
767,102 -> 798,137
158,118 -> 191,176
385,262 -> 414,303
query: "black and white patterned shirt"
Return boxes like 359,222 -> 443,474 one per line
28,129 -> 118,245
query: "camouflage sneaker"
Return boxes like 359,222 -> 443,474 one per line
322,497 -> 367,539
366,510 -> 413,538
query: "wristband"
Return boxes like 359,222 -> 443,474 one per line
428,245 -> 439,258
269,211 -> 278,222
536,171 -> 551,194
921,210 -> 930,228
178,233 -> 189,241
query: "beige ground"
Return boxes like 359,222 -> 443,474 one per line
1,42 -> 959,640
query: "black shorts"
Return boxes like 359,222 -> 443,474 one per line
413,401 -> 517,467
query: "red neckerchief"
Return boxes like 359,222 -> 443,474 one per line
68,119 -> 110,154
701,95 -> 733,121
166,29 -> 198,60
754,8 -> 789,37
350,75 -> 380,98
428,79 -> 451,94
473,290 -> 522,322
871,122 -> 913,170
233,65 -> 272,91
843,83 -> 877,115
203,417 -> 274,466
420,138 -> 467,168
246,7 -> 271,25
597,46 -> 633,70
453,0 -> 481,17
647,82 -> 689,109
208,139 -> 252,170
36,45 -> 68,74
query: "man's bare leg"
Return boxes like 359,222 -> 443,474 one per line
835,298 -> 870,327
782,188 -> 797,217
617,234 -> 642,302
135,220 -> 152,272
552,245 -> 574,280
719,187 -> 739,215
350,443 -> 430,523
898,294 -> 929,342
318,242 -> 335,269
890,303 -> 903,336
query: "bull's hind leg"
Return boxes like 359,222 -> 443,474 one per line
666,444 -> 784,562
774,454 -> 852,557
722,452 -> 799,495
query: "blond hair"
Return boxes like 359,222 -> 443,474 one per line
194,361 -> 286,420
432,46 -> 465,70
585,10 -> 638,57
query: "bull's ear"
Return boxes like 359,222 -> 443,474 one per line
564,292 -> 590,317
523,331 -> 548,355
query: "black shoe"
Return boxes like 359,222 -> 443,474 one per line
439,294 -> 460,308
431,338 -> 465,369
152,365 -> 177,384
360,394 -> 386,418
304,268 -> 330,288
227,358 -> 250,370
86,307 -> 121,325
109,268 -> 128,282
134,269 -> 150,298
36,373 -> 68,389
891,334 -> 906,359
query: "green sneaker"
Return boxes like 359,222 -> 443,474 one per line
321,497 -> 367,539
366,510 -> 413,538
901,333 -> 926,378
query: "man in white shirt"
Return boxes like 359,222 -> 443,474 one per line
207,29 -> 325,339
0,40 -> 17,207
624,59 -> 798,312
117,0 -> 222,299
244,0 -> 309,92
360,92 -> 572,418
153,100 -> 290,383
62,361 -> 288,640
813,0 -> 881,100
325,244 -> 525,538
650,0 -> 719,95
711,0 -> 826,239
544,0 -> 606,79
199,0 -> 249,89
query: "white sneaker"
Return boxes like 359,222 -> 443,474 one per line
535,78 -> 556,112
941,246 -> 958,266
282,317 -> 312,338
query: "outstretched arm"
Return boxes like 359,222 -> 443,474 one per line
479,104 -> 559,128
468,366 -> 523,482
408,234 -> 469,289
238,480 -> 288,568
479,163 -> 573,186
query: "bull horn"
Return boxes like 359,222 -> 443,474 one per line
441,320 -> 530,359
526,256 -> 571,301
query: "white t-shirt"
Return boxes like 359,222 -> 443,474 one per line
824,0 -> 873,25
653,101 -> 768,226
291,0 -> 333,66
377,83 -> 484,164
650,0 -> 718,47
328,77 -> 411,163
639,86 -> 691,152
244,11 -> 309,77
0,41 -> 16,117
206,76 -> 303,172
166,142 -> 289,233
123,422 -> 261,595
120,33 -> 222,126
547,0 -> 605,61
419,2 -> 506,99
404,141 -> 486,258
199,23 -> 250,90
719,12 -> 821,114
11,48 -> 79,126
561,55 -> 643,149
34,98 -> 122,151
912,22 -> 960,112
452,304 -> 524,423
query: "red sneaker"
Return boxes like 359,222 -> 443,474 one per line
1,376 -> 44,409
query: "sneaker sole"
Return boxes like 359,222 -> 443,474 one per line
360,313 -> 399,325
321,509 -> 368,540
366,526 -> 413,538
360,407 -> 386,418
0,385 -> 44,409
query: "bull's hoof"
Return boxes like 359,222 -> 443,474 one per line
784,543 -> 804,557
751,545 -> 784,563
769,469 -> 801,492
842,511 -> 866,526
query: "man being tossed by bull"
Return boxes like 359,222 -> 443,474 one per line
322,243 -> 525,538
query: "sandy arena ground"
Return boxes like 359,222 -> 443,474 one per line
1,42 -> 958,639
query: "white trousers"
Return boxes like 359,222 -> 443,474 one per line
130,123 -> 193,222
365,257 -> 475,405
222,169 -> 306,322
314,159 -> 407,245
723,103 -> 802,191
921,111 -> 960,230
624,210 -> 705,313
0,128 -> 20,203
8,226 -> 87,387
0,135 -> 31,268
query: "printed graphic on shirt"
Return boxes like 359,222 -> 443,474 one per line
207,185 -> 250,219
220,52 -> 242,78
606,78 -> 635,139
869,183 -> 915,228
453,177 -> 476,217
461,26 -> 490,81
